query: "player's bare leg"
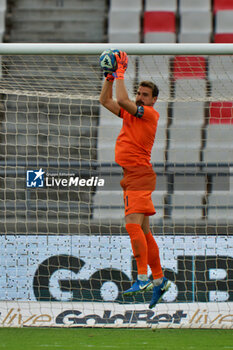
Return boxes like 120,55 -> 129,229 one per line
141,215 -> 150,234
123,213 -> 153,295
125,213 -> 144,225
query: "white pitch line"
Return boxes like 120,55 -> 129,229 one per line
39,346 -> 65,348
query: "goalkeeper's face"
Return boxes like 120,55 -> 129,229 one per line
136,86 -> 157,107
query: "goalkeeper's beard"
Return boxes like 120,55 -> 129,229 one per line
136,100 -> 144,106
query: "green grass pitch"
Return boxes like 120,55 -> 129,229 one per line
0,328 -> 233,350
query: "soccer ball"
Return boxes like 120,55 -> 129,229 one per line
99,49 -> 118,73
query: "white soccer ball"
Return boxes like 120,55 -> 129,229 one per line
99,49 -> 118,73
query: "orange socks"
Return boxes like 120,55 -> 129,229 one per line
126,223 -> 148,275
126,224 -> 163,280
145,231 -> 163,280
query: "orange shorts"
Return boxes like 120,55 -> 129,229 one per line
123,190 -> 156,216
120,166 -> 156,217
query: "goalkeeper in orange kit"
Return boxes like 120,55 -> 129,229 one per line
99,50 -> 171,308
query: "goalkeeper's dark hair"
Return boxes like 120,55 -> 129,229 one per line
139,81 -> 159,98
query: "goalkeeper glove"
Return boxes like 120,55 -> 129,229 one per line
104,72 -> 115,82
113,51 -> 128,79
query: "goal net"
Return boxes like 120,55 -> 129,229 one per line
0,44 -> 233,329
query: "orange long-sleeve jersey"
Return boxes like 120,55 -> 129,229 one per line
115,106 -> 159,167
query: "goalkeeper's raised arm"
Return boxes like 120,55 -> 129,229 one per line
113,51 -> 137,116
99,50 -> 137,117
99,50 -> 159,117
99,68 -> 121,117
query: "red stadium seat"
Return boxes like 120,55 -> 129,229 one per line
173,56 -> 206,80
214,33 -> 233,42
214,0 -> 233,13
209,102 -> 233,124
143,11 -> 176,34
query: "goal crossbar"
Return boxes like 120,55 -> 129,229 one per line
0,43 -> 233,55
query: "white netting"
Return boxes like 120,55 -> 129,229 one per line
0,51 -> 233,328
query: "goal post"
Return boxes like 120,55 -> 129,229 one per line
0,43 -> 233,329
0,42 -> 233,54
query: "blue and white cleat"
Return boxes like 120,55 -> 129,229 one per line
123,279 -> 153,296
149,277 -> 171,309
